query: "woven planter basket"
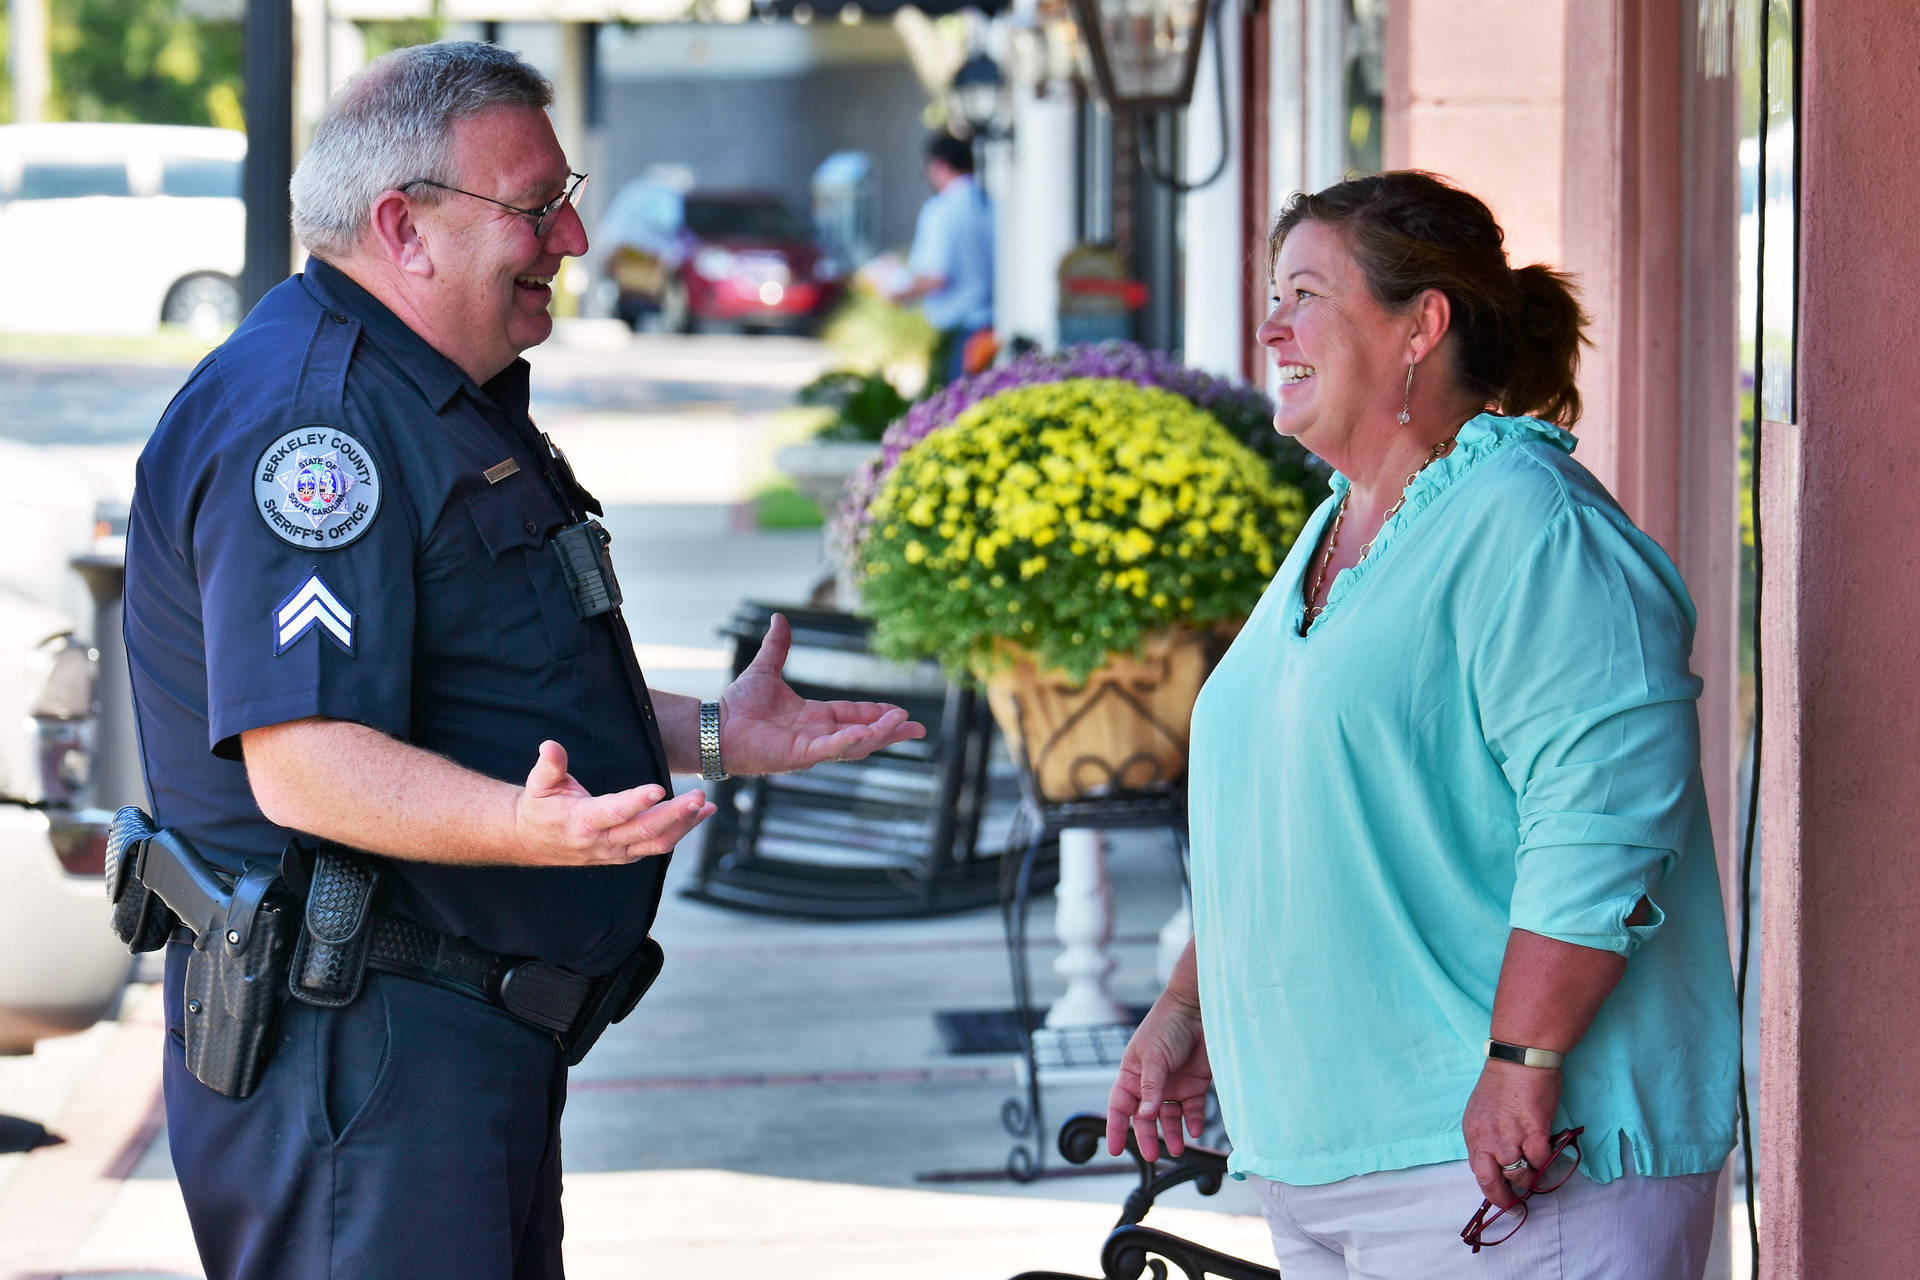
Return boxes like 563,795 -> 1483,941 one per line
978,629 -> 1210,806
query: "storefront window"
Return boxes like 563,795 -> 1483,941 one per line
1343,0 -> 1386,175
1758,0 -> 1798,425
1734,2 -> 1763,746
1733,0 -> 1796,789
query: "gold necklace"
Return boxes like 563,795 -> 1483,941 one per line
1302,435 -> 1457,630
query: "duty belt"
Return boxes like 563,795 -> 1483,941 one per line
109,810 -> 663,1090
179,911 -> 618,1036
168,907 -> 663,1067
367,913 -> 600,1036
286,843 -> 663,1066
345,911 -> 660,1067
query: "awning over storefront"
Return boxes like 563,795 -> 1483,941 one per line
755,0 -> 1008,15
328,0 -> 1006,18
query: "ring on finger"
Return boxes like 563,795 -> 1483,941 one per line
1499,1156 -> 1531,1174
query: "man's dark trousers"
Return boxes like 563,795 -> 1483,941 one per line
163,943 -> 569,1279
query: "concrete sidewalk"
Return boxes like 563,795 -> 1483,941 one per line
0,515 -> 1273,1280
0,841 -> 1272,1280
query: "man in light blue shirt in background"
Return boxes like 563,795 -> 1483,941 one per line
895,131 -> 994,388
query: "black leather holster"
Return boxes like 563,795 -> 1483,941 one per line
105,806 -> 296,1099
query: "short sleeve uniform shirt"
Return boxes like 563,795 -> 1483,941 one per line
907,174 -> 994,334
125,258 -> 671,974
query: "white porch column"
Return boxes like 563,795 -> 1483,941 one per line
1180,0 -> 1245,377
294,0 -> 329,153
999,80 -> 1076,350
1045,827 -> 1130,1028
551,22 -> 590,182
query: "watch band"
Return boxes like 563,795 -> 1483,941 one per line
698,701 -> 729,781
1485,1038 -> 1564,1070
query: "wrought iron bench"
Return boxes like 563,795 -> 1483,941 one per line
1010,1114 -> 1280,1280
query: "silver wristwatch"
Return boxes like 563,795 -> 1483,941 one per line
698,700 -> 729,781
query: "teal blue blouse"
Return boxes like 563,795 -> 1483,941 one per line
1188,414 -> 1739,1186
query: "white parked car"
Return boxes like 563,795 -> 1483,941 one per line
0,442 -> 132,1055
0,122 -> 246,337
0,602 -> 125,1054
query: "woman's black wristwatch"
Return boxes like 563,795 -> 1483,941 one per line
1485,1038 -> 1564,1069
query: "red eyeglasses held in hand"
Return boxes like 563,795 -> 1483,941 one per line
1460,1125 -> 1586,1253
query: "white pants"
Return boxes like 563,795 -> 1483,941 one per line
1249,1152 -> 1718,1279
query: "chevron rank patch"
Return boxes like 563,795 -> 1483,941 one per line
254,426 -> 381,550
274,572 -> 355,655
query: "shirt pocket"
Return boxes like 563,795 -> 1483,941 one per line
461,480 -> 587,667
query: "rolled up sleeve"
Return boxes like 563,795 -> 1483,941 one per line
1471,505 -> 1705,956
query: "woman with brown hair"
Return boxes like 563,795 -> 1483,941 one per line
1106,171 -> 1739,1275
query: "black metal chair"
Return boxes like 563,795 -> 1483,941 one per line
1009,1114 -> 1280,1280
684,602 -> 1047,919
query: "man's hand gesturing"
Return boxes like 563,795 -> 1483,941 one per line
514,740 -> 713,866
717,613 -> 927,775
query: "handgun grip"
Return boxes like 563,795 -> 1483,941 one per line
138,828 -> 232,942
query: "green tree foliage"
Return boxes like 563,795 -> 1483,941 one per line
360,19 -> 447,62
3,4 -> 447,131
47,0 -> 244,128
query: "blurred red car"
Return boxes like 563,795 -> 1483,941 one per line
598,180 -> 846,334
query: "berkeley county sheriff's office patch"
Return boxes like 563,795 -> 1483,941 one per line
254,426 -> 381,549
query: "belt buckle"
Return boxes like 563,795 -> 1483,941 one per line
497,962 -> 589,1035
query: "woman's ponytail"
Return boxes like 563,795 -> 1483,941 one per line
1500,264 -> 1589,427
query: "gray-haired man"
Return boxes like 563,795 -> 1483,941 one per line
123,41 -> 920,1279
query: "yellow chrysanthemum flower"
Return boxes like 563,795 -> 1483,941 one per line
856,377 -> 1309,684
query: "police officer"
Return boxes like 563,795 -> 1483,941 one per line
123,42 -> 922,1280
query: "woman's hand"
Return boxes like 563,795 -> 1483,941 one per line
1462,1060 -> 1563,1208
1105,989 -> 1211,1162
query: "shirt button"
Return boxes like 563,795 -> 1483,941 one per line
524,520 -> 539,535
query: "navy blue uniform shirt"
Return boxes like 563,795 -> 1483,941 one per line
125,258 -> 672,974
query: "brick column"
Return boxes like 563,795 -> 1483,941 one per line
1760,1 -> 1920,1273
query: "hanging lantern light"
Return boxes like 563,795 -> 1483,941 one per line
1066,0 -> 1211,113
949,51 -> 1009,140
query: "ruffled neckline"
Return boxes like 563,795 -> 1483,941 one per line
1310,413 -> 1575,622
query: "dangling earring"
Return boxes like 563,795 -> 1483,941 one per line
1397,362 -> 1416,425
